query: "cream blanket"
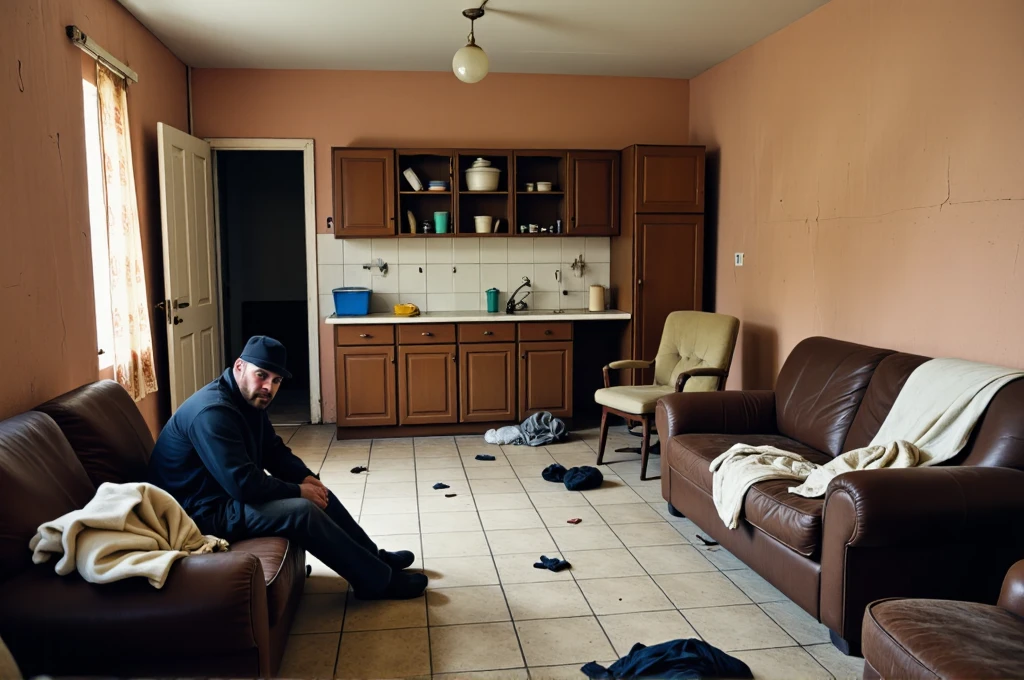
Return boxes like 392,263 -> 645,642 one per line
710,358 -> 1024,529
30,482 -> 229,588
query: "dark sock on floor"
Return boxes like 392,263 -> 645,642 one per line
379,549 -> 415,570
355,571 -> 428,600
533,555 -> 571,572
433,482 -> 450,489
475,454 -> 496,461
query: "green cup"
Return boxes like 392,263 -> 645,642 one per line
434,211 -> 449,234
486,288 -> 499,313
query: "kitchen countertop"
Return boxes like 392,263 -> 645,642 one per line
326,309 -> 631,325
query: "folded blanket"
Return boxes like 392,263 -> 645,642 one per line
30,482 -> 228,588
521,411 -> 567,446
710,358 -> 1024,529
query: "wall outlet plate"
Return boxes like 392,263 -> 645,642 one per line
734,253 -> 745,266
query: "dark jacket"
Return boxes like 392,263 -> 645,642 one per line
148,368 -> 314,537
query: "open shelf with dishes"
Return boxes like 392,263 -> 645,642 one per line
397,150 -> 455,235
514,151 -> 567,235
457,151 -> 512,235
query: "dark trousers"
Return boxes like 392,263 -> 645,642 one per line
242,490 -> 391,594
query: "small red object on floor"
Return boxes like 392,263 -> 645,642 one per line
567,518 -> 583,524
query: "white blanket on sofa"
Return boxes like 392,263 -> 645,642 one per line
29,482 -> 228,588
709,358 -> 1024,529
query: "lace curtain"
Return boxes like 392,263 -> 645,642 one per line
96,64 -> 158,400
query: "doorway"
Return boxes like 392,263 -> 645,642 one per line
213,141 -> 320,425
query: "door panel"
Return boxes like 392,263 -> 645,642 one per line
519,341 -> 573,419
158,123 -> 221,412
568,151 -> 619,235
636,146 -> 705,213
333,149 -> 395,237
460,343 -> 516,422
336,346 -> 396,427
635,215 -> 703,384
399,345 -> 458,425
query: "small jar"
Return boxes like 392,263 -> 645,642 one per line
525,183 -> 535,192
529,224 -> 539,233
519,224 -> 528,234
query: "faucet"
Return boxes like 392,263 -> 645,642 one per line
506,276 -> 532,314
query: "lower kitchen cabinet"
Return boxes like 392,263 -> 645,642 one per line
519,341 -> 573,419
398,344 -> 458,425
335,346 -> 396,427
459,343 -> 516,422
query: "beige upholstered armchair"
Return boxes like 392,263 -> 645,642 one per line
594,311 -> 740,480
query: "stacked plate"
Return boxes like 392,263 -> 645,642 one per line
428,180 -> 448,192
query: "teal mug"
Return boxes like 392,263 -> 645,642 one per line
434,211 -> 449,234
486,288 -> 499,313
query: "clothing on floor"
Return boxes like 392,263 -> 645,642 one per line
581,639 -> 753,679
350,466 -> 368,474
444,493 -> 457,498
30,482 -> 228,589
147,368 -> 316,538
542,463 -> 567,482
484,425 -> 524,445
709,357 -> 1024,529
520,411 -> 567,446
475,454 -> 496,461
533,555 -> 571,572
564,465 -> 604,491
433,482 -> 450,490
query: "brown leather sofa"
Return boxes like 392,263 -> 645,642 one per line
655,337 -> 1024,655
0,380 -> 305,678
861,559 -> 1024,679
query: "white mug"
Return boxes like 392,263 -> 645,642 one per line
474,215 -> 493,233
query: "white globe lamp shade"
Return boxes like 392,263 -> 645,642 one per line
453,44 -> 489,83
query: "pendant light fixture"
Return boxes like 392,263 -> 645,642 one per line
453,1 -> 489,83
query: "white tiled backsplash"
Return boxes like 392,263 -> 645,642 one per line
317,235 -> 611,316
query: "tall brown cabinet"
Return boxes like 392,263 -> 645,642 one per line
611,145 -> 706,385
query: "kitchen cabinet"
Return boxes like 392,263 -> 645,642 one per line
397,344 -> 458,425
332,149 -> 395,237
568,151 -> 619,236
632,145 -> 705,214
519,341 -> 573,419
612,145 -> 705,386
459,343 -> 516,422
335,346 -> 396,427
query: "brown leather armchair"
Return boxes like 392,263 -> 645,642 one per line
656,337 -> 1024,655
862,560 -> 1024,679
0,380 -> 305,678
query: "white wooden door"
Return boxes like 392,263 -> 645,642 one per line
157,123 -> 221,412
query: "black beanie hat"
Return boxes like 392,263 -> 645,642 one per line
240,335 -> 292,379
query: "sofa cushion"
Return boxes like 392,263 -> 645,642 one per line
863,598 -> 1024,680
35,380 -> 155,487
233,537 -> 300,626
843,352 -> 930,451
668,433 -> 832,557
0,412 -> 95,580
774,337 -> 894,457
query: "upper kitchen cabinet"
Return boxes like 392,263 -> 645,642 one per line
567,151 -> 619,236
332,148 -> 395,237
630,145 -> 705,214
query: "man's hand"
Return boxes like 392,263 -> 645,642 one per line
300,480 -> 328,509
303,475 -> 327,489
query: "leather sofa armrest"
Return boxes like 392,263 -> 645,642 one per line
674,367 -> 729,392
655,390 -> 777,439
998,560 -> 1024,616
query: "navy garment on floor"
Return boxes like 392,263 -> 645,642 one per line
533,555 -> 571,572
475,454 -> 496,461
433,482 -> 450,490
542,463 -> 567,482
581,639 -> 753,679
564,465 -> 604,491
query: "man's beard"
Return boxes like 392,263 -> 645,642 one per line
245,388 -> 274,409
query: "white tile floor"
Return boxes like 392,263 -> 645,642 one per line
274,424 -> 865,679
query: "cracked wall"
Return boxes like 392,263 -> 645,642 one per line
689,0 -> 1024,388
1,0 -> 187,431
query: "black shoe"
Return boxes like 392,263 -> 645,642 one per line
355,571 -> 428,601
379,549 -> 416,571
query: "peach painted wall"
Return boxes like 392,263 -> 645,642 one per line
689,0 -> 1024,389
1,0 -> 187,434
191,70 -> 689,421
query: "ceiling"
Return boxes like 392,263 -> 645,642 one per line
118,0 -> 829,79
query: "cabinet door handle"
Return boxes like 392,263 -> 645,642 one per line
359,333 -> 371,338
483,331 -> 493,336
422,332 -> 433,336
521,354 -> 526,360
637,279 -> 643,287
544,329 -> 553,335
451,354 -> 456,363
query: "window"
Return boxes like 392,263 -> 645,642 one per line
82,75 -> 114,370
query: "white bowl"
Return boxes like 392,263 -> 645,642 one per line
536,182 -> 553,192
465,167 -> 501,191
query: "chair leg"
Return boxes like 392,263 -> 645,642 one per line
639,417 -> 654,481
596,408 -> 609,466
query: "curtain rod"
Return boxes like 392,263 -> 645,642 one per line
66,25 -> 139,84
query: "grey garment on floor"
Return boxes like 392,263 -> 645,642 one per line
484,426 -> 524,445
520,411 -> 567,446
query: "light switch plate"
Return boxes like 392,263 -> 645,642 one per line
734,253 -> 745,266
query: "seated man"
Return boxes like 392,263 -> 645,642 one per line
148,335 -> 426,600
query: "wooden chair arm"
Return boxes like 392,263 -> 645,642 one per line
603,360 -> 653,388
674,367 -> 729,392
